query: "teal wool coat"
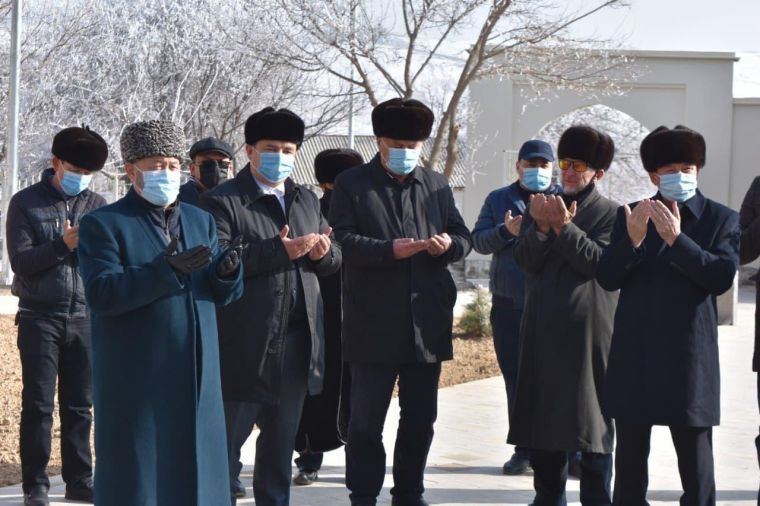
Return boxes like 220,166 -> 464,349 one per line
78,190 -> 243,506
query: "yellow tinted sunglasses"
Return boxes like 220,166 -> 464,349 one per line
558,159 -> 590,173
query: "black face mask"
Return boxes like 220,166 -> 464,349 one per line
198,160 -> 231,190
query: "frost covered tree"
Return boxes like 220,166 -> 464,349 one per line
259,0 -> 632,179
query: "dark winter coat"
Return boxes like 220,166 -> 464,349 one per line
6,168 -> 106,317
77,189 -> 243,506
200,166 -> 341,404
508,186 -> 618,453
471,181 -> 560,309
178,179 -> 203,207
599,191 -> 740,426
328,154 -> 472,365
295,190 -> 345,453
739,176 -> 760,372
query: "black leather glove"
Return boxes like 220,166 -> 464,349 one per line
216,235 -> 245,278
165,237 -> 212,274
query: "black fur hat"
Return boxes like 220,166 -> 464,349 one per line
640,125 -> 706,172
51,126 -> 109,171
314,148 -> 364,184
244,107 -> 305,147
557,125 -> 615,171
372,98 -> 434,141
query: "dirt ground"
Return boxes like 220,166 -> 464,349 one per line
0,317 -> 499,487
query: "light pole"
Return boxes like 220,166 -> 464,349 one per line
2,0 -> 23,285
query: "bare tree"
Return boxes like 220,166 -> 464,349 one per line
260,0 -> 632,178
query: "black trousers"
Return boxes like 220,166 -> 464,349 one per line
224,322 -> 310,506
491,295 -> 527,456
530,450 -> 612,506
346,362 -> 441,506
17,312 -> 93,493
295,451 -> 324,473
613,422 -> 716,506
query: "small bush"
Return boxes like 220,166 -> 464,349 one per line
458,288 -> 492,338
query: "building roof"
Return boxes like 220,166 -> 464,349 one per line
293,134 -> 467,188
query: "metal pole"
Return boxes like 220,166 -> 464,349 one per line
2,0 -> 22,285
347,3 -> 355,150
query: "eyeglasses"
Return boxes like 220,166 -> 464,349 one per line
558,159 -> 591,173
199,160 -> 232,170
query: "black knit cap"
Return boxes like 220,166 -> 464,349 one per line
557,125 -> 615,171
314,148 -> 364,184
640,125 -> 706,172
51,125 -> 109,171
372,98 -> 434,141
244,107 -> 305,147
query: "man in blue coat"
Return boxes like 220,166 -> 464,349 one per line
597,125 -> 740,505
78,120 -> 244,506
471,139 -> 559,475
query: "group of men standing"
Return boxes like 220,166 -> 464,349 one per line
5,93 -> 750,506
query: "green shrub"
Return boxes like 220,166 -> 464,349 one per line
458,288 -> 492,338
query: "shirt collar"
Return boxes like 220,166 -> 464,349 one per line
254,175 -> 286,197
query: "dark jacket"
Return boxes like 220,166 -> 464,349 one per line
471,181 -> 560,309
78,189 -> 243,506
599,191 -> 740,426
6,168 -> 106,317
508,186 -> 618,453
200,166 -> 341,404
329,155 -> 472,365
295,190 -> 345,453
178,180 -> 203,207
739,176 -> 760,371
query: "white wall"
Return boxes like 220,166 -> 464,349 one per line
465,51 -> 739,229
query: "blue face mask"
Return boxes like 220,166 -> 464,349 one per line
60,170 -> 93,196
521,167 -> 552,192
258,152 -> 295,183
386,147 -> 420,176
658,172 -> 697,202
138,168 -> 181,206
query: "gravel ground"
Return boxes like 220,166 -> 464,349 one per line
0,318 -> 499,487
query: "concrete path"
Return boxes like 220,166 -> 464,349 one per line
1,287 -> 758,505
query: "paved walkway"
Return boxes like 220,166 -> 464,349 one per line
1,287 -> 758,505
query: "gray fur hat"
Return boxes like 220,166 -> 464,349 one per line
120,120 -> 186,164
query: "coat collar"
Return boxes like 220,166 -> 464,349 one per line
653,189 -> 706,220
235,163 -> 300,205
368,153 -> 423,186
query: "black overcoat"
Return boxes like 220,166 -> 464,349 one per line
328,155 -> 472,364
739,176 -> 760,372
508,186 -> 618,454
200,166 -> 341,404
295,192 -> 345,452
598,191 -> 740,426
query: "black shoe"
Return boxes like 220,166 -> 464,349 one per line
293,470 -> 318,486
231,477 -> 246,498
502,451 -> 531,475
24,485 -> 49,506
65,482 -> 94,503
391,498 -> 428,506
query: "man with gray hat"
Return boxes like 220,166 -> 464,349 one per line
201,107 -> 341,506
179,136 -> 235,207
78,120 -> 244,506
7,126 -> 108,506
